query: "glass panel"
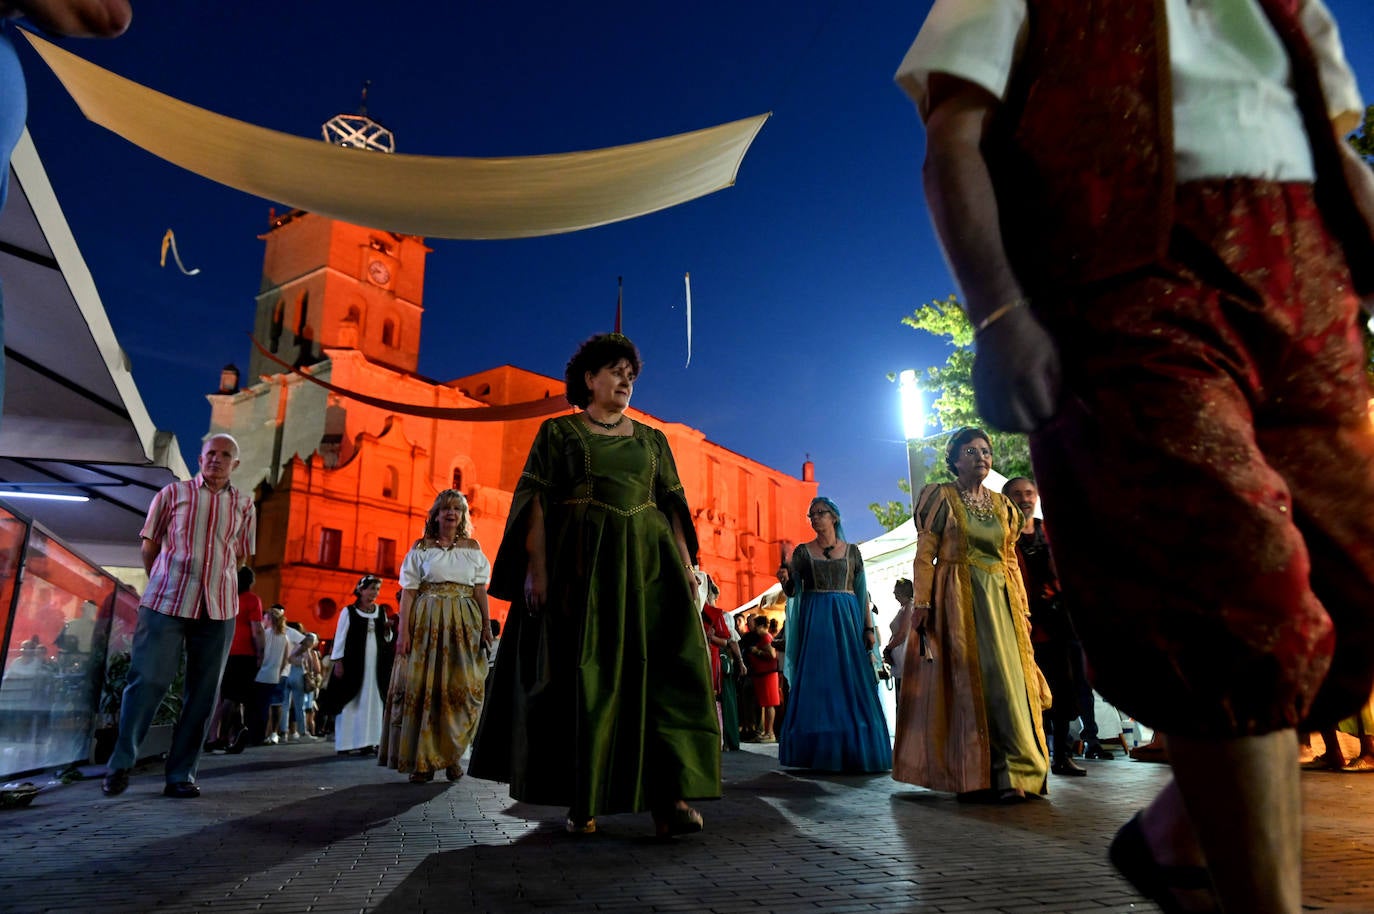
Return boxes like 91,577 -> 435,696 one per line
0,524 -> 115,776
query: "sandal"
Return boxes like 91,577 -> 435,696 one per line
1109,812 -> 1220,914
408,770 -> 434,784
565,813 -> 597,835
1341,756 -> 1374,773
653,805 -> 704,839
445,765 -> 463,781
1300,753 -> 1345,771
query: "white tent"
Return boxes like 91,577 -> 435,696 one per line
0,130 -> 188,567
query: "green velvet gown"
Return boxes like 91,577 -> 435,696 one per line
468,415 -> 721,815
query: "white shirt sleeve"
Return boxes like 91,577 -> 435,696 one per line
330,611 -> 350,661
399,545 -> 427,590
1298,0 -> 1364,120
894,0 -> 1028,119
470,548 -> 491,586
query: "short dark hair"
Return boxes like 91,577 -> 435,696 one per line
945,427 -> 992,476
895,578 -> 914,599
752,616 -> 768,629
237,566 -> 255,594
564,334 -> 642,408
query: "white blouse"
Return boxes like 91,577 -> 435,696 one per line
399,543 -> 492,589
895,0 -> 1362,183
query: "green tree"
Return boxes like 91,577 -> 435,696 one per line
1349,104 -> 1374,162
868,294 -> 1033,531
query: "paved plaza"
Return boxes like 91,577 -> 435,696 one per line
2,740 -> 1373,913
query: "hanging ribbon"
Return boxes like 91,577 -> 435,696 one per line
249,336 -> 571,422
159,229 -> 201,275
684,272 -> 693,368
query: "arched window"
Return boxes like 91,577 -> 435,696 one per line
381,318 -> 397,347
382,465 -> 399,500
451,467 -> 463,491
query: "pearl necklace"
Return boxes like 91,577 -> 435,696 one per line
957,484 -> 996,521
585,411 -> 625,431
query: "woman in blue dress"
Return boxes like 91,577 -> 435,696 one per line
776,497 -> 892,772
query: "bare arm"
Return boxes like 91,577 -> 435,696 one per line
139,537 -> 160,576
524,499 -> 547,612
1337,140 -> 1374,312
669,512 -> 694,571
922,75 -> 1061,432
395,588 -> 416,655
475,584 -> 493,648
0,0 -> 131,36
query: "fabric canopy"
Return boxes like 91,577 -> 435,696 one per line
22,30 -> 770,239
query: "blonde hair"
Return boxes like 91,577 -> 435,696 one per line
267,605 -> 287,634
422,489 -> 472,542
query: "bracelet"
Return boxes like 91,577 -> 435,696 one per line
973,297 -> 1029,334
864,627 -> 874,633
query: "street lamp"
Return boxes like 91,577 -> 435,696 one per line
899,370 -> 925,514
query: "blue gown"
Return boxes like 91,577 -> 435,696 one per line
778,543 -> 892,772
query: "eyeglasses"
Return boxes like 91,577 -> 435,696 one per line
806,510 -> 832,519
961,447 -> 993,458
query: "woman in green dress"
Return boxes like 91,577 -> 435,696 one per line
469,333 -> 720,837
891,427 -> 1050,803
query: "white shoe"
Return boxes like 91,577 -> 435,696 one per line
264,733 -> 279,745
286,732 -> 300,742
301,733 -> 322,742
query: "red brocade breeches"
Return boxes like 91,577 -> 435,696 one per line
1030,180 -> 1374,738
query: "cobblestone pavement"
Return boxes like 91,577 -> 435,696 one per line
2,740 -> 1372,913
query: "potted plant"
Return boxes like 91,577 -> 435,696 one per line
91,651 -> 183,764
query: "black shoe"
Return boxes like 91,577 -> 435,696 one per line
203,739 -> 228,753
224,729 -> 249,755
1085,744 -> 1115,760
1109,813 -> 1219,914
163,782 -> 201,799
101,768 -> 130,797
1052,757 -> 1088,777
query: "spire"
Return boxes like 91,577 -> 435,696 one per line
322,80 -> 395,153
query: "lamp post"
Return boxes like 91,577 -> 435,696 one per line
898,369 -> 926,516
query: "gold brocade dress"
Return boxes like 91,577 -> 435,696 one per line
892,483 -> 1049,795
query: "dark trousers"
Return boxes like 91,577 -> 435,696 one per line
110,607 -> 234,783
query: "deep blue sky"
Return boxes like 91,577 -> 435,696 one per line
15,1 -> 1374,542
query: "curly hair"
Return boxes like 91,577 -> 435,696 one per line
945,426 -> 993,476
422,489 -> 472,542
563,333 -> 642,409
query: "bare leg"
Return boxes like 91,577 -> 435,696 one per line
1167,729 -> 1302,914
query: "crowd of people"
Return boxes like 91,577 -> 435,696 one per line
85,1 -> 1374,907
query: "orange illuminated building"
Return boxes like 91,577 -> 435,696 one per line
206,207 -> 817,628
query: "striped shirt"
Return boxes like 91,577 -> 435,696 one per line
139,475 -> 257,621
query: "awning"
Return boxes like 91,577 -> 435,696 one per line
22,30 -> 770,240
0,130 -> 188,567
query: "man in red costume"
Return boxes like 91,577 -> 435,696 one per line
898,3 -> 1374,912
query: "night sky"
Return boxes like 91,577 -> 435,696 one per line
14,1 -> 1374,542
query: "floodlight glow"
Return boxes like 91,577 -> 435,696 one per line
899,370 -> 925,440
0,491 -> 89,503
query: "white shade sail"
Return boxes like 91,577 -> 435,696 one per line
22,30 -> 770,239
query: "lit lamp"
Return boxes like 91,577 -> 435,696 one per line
899,369 -> 926,514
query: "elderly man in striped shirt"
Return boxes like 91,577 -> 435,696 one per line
103,434 -> 257,799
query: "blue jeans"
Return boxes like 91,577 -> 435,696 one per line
109,607 -> 234,784
284,665 -> 308,734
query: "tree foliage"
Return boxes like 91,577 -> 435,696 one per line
1349,104 -> 1374,163
868,294 -> 1033,531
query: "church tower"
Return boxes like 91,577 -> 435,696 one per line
246,97 -> 431,382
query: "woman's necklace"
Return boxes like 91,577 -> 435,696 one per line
585,411 -> 625,431
957,484 -> 997,521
